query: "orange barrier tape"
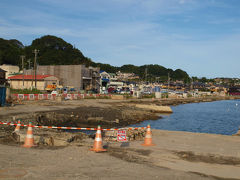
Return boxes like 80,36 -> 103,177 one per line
0,121 -> 146,131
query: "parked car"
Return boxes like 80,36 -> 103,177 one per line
143,91 -> 151,95
120,90 -> 130,94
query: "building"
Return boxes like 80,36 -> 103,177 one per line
100,71 -> 110,90
116,71 -> 139,80
8,75 -> 59,90
25,65 -> 100,92
0,68 -> 7,85
0,64 -> 19,78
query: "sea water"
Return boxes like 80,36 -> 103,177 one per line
132,99 -> 240,135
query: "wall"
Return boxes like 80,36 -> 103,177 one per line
29,65 -> 83,90
44,76 -> 60,86
0,65 -> 19,78
25,65 -> 100,91
10,80 -> 45,90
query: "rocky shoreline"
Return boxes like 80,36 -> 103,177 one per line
0,95 -> 239,146
0,95 -> 239,129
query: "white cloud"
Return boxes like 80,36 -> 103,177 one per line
1,0 -> 240,77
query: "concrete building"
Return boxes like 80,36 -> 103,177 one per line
0,64 -> 19,78
8,75 -> 59,90
25,65 -> 100,92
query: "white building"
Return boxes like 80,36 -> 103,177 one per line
0,64 -> 20,78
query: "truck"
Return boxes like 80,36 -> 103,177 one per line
45,84 -> 57,92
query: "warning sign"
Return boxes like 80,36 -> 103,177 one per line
117,130 -> 127,142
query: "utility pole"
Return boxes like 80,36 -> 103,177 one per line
20,55 -> 25,89
191,78 -> 193,91
167,72 -> 170,93
27,59 -> 31,69
33,49 -> 39,89
29,59 -> 33,89
145,68 -> 148,83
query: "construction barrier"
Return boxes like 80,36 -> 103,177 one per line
1,121 -> 152,151
13,94 -> 112,101
29,94 -> 35,100
38,94 -> 44,100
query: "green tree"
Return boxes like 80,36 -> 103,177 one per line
0,38 -> 23,66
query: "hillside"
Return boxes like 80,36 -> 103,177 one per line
0,38 -> 24,66
0,35 -> 189,81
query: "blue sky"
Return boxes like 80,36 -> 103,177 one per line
0,0 -> 240,78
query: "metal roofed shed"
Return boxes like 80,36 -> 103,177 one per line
8,75 -> 59,90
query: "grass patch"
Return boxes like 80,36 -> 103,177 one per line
10,88 -> 42,94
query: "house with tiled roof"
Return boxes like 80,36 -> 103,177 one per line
8,75 -> 59,90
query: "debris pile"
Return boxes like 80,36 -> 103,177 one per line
104,129 -> 146,142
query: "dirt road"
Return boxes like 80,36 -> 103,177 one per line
0,129 -> 240,179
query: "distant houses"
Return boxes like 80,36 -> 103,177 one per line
0,62 -> 239,97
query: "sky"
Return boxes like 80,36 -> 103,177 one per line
0,0 -> 240,78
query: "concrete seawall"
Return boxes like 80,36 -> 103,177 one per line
135,104 -> 173,113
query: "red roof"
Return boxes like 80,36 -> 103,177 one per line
8,75 -> 53,80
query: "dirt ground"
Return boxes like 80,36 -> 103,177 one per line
0,130 -> 240,179
0,97 -> 240,179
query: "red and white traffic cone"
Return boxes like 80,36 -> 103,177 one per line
90,125 -> 107,152
142,124 -> 155,146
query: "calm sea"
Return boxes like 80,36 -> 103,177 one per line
132,99 -> 240,135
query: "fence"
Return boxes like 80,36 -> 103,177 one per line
12,93 -> 112,101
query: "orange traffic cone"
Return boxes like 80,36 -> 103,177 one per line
23,122 -> 36,148
142,124 -> 155,146
90,125 -> 107,152
14,120 -> 21,133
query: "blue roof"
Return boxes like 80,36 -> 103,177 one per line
100,70 -> 105,73
102,78 -> 109,82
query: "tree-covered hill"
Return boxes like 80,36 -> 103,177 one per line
95,63 -> 189,81
0,35 -> 190,81
0,38 -> 24,66
24,35 -> 95,66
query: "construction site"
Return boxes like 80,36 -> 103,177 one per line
0,96 -> 240,179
